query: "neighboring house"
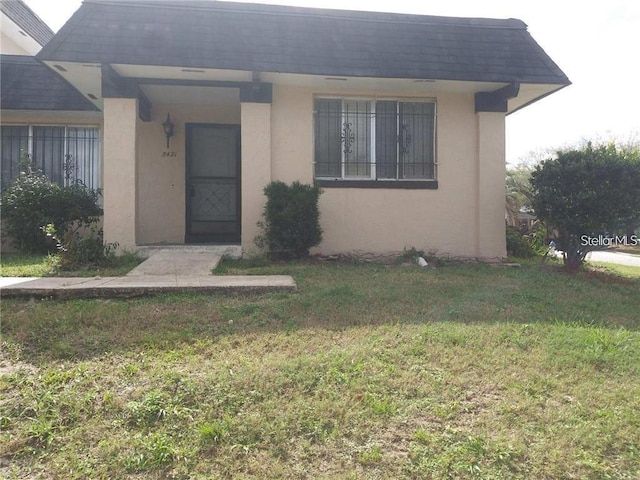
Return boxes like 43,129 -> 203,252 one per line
0,0 -> 100,193
516,211 -> 538,232
2,0 -> 570,259
0,0 -> 53,55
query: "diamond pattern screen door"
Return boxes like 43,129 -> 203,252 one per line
186,124 -> 241,243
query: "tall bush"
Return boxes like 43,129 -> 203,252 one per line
1,160 -> 103,254
531,143 -> 640,271
256,181 -> 322,258
1,167 -> 58,252
505,226 -> 534,258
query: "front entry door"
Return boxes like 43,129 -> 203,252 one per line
186,124 -> 241,243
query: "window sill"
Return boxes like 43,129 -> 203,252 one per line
314,179 -> 438,189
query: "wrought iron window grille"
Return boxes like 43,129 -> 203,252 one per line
0,125 -> 101,191
341,122 -> 355,154
63,153 -> 75,181
398,123 -> 412,155
314,98 -> 436,182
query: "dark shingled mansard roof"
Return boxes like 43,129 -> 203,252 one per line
0,55 -> 98,111
0,0 -> 53,47
38,0 -> 570,86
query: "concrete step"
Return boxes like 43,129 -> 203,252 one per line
136,244 -> 242,259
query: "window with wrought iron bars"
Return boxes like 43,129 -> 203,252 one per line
314,98 -> 436,183
1,125 -> 101,190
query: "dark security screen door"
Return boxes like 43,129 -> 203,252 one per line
186,124 -> 241,243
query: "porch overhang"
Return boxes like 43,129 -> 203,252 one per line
101,64 -> 152,121
38,60 -> 563,116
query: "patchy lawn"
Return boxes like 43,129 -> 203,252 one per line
0,254 -> 58,277
1,261 -> 639,479
608,244 -> 640,255
0,252 -> 142,278
588,261 -> 640,279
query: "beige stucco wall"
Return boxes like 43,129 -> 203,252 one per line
266,85 -> 506,259
477,112 -> 507,258
103,98 -> 138,250
241,103 -> 272,254
135,103 -> 240,245
271,86 -> 313,184
103,82 -> 506,259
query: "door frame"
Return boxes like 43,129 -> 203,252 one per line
185,123 -> 241,244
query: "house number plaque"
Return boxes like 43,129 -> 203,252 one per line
162,151 -> 177,157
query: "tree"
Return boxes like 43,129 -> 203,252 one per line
530,143 -> 640,271
505,164 -> 534,227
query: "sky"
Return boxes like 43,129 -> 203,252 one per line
24,0 -> 640,165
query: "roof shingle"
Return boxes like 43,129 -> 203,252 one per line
38,0 -> 570,86
0,54 -> 99,111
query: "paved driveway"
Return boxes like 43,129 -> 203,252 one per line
585,251 -> 640,267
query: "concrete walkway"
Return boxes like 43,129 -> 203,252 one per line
127,251 -> 222,276
1,249 -> 297,299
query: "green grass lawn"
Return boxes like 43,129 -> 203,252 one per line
1,261 -> 639,479
0,254 -> 58,277
588,261 -> 640,279
0,252 -> 142,277
609,244 -> 640,255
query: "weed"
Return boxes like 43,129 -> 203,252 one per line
120,363 -> 139,377
433,401 -> 461,421
357,444 -> 382,466
124,432 -> 176,472
26,418 -> 56,448
128,389 -> 168,426
414,428 -> 432,445
364,393 -> 398,416
199,417 -> 232,445
395,246 -> 427,263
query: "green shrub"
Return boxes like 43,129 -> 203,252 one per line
506,226 -> 535,258
1,167 -> 58,253
1,159 -> 103,255
49,182 -> 103,233
44,224 -> 117,270
256,181 -> 322,258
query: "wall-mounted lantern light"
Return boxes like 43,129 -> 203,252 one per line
162,113 -> 175,148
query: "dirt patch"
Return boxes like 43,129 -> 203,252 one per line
0,357 -> 37,376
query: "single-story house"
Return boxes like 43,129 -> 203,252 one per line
1,0 -> 570,259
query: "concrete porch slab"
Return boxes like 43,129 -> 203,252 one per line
127,251 -> 222,276
137,245 -> 242,259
